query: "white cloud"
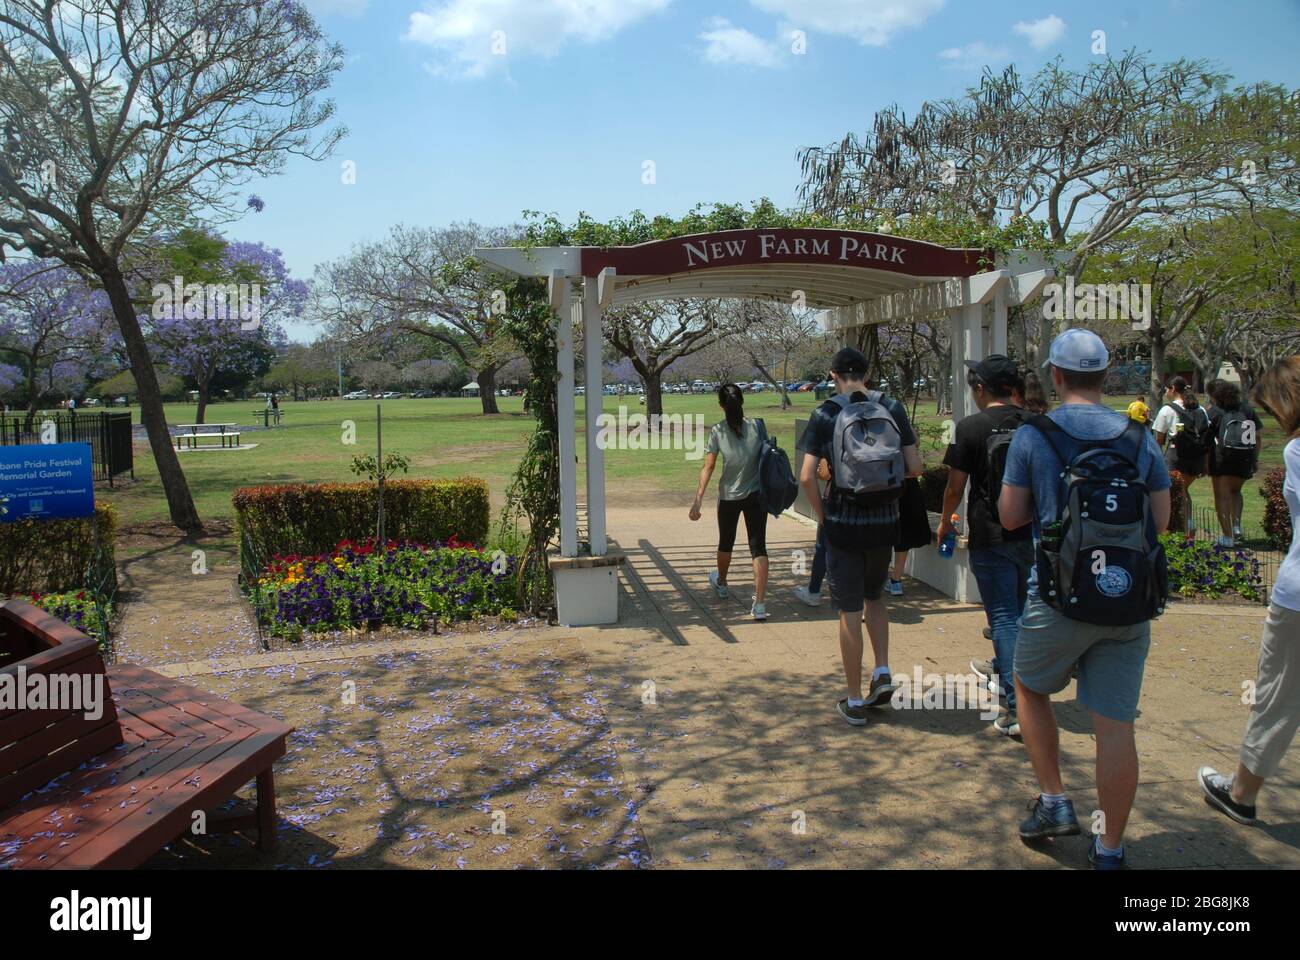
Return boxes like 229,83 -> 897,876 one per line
698,18 -> 782,68
938,41 -> 1010,71
405,0 -> 671,78
1012,15 -> 1066,50
302,0 -> 369,16
748,0 -> 944,47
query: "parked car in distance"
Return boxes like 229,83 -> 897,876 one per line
343,390 -> 369,400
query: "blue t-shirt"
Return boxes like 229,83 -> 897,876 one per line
806,390 -> 917,549
1003,403 -> 1171,596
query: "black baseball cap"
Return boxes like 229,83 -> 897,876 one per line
965,354 -> 1021,393
830,347 -> 870,377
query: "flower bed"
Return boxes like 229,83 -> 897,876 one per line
1162,534 -> 1266,603
248,538 -> 518,640
25,591 -> 114,653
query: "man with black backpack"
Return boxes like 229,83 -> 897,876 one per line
799,347 -> 923,726
938,355 -> 1033,739
998,329 -> 1171,870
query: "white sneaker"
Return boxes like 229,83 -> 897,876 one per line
751,599 -> 770,621
708,571 -> 730,598
887,578 -> 904,597
794,586 -> 822,607
1215,536 -> 1234,549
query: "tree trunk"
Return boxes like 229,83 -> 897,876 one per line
643,368 -> 664,420
98,262 -> 202,532
195,380 -> 210,425
23,355 -> 39,434
478,365 -> 500,415
1149,334 -> 1167,412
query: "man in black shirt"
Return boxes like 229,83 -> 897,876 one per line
939,355 -> 1033,738
800,347 -> 923,726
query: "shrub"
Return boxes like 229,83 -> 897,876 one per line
233,478 -> 490,572
1162,533 -> 1265,602
0,505 -> 117,597
249,538 -> 516,640
1260,467 -> 1292,551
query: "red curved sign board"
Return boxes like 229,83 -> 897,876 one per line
580,229 -> 988,279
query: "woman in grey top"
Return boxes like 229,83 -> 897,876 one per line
689,384 -> 770,620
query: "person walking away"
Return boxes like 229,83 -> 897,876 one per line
939,355 -> 1034,738
998,329 -> 1171,869
1198,357 -> 1300,825
795,457 -> 832,606
1153,376 -> 1210,539
1018,370 -> 1051,415
798,348 -> 923,725
1205,379 -> 1263,546
888,476 -> 933,597
690,384 -> 770,621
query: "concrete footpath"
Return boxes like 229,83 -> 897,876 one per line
562,505 -> 1300,869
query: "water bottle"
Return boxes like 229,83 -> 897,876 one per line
939,514 -> 960,559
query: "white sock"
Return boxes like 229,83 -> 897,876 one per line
873,666 -> 891,681
847,696 -> 865,707
1096,837 -> 1123,858
1040,792 -> 1068,809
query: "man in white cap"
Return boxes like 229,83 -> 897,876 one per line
997,328 -> 1172,869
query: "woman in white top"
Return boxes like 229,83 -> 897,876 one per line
1153,376 -> 1211,538
1197,357 -> 1300,826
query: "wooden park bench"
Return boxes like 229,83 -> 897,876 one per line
173,423 -> 241,450
0,600 -> 292,869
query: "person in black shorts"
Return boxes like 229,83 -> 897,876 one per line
797,348 -> 923,726
888,477 -> 933,596
1206,379 -> 1264,546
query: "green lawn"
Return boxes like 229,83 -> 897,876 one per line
100,393 -> 1286,538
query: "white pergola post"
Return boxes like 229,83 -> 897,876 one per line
949,307 -> 966,424
584,272 -> 611,557
991,283 -> 1009,355
550,270 -> 578,558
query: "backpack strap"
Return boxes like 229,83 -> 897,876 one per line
1025,414 -> 1072,472
756,417 -> 770,446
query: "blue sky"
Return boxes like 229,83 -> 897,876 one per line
248,0 -> 1300,340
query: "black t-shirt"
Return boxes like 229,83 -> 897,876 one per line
942,404 -> 1033,549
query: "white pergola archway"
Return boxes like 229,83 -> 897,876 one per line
476,229 -> 1056,623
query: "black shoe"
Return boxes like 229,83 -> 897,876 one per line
862,672 -> 897,707
1197,766 -> 1257,825
836,698 -> 871,726
1087,836 -> 1128,870
1019,796 -> 1081,841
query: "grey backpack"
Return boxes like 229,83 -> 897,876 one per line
829,391 -> 906,508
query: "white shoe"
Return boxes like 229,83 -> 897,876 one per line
794,586 -> 822,607
1215,536 -> 1234,549
708,571 -> 730,599
887,579 -> 904,597
751,599 -> 770,621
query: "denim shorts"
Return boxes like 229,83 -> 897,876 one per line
1014,595 -> 1151,723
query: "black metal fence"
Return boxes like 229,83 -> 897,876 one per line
1188,504 -> 1282,605
0,411 -> 134,485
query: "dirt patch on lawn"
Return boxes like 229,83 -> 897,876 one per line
142,634 -> 649,870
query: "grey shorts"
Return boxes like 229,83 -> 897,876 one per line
1014,595 -> 1151,723
826,543 -> 893,612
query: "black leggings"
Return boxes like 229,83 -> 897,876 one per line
717,493 -> 768,558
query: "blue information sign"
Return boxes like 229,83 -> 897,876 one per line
0,443 -> 96,522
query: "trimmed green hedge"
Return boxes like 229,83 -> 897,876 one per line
0,505 -> 118,597
233,478 -> 491,569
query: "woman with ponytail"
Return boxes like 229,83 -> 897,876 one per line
1154,376 -> 1212,538
689,383 -> 771,620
